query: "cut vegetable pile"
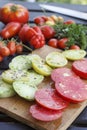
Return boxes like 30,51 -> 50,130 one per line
0,2 -> 87,123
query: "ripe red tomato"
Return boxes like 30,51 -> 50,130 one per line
64,20 -> 75,24
1,22 -> 21,39
7,40 -> 16,55
34,16 -> 45,25
18,24 -> 30,43
58,38 -> 68,49
0,55 -> 3,62
16,44 -> 23,54
30,34 -> 45,49
48,38 -> 58,48
0,46 -> 10,57
70,45 -> 80,50
40,25 -> 55,39
32,26 -> 42,34
0,3 -> 29,24
26,27 -> 37,41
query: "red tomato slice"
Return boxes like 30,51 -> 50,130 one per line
51,67 -> 78,82
35,87 -> 69,110
55,76 -> 87,103
29,104 -> 62,121
72,59 -> 87,79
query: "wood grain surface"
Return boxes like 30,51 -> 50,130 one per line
0,45 -> 87,130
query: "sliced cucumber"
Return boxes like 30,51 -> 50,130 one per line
26,54 -> 42,69
46,52 -> 68,68
0,77 -> 15,98
62,50 -> 86,61
9,55 -> 30,70
2,69 -> 29,84
13,81 -> 38,101
32,58 -> 52,76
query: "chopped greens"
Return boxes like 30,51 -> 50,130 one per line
53,23 -> 87,49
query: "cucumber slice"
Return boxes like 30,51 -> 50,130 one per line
26,54 -> 41,69
46,52 -> 68,68
13,81 -> 38,101
0,77 -> 15,98
62,50 -> 86,61
2,69 -> 29,84
32,58 -> 52,76
9,55 -> 30,70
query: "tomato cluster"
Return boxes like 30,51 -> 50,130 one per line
0,39 -> 23,62
0,3 -> 80,62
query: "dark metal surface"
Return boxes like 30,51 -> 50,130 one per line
0,1 -> 87,130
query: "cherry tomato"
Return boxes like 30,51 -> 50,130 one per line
58,38 -> 68,49
16,44 -> 23,54
1,22 -> 21,39
0,3 -> 29,24
7,40 -> 16,55
18,24 -> 30,43
40,25 -> 55,39
70,45 -> 80,50
34,16 -> 45,25
30,34 -> 45,49
48,38 -> 58,48
0,46 -> 10,57
64,20 -> 75,24
0,55 -> 3,62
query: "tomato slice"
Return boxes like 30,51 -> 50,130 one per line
29,104 -> 62,121
55,76 -> 87,103
51,67 -> 78,82
72,58 -> 87,79
35,87 -> 69,110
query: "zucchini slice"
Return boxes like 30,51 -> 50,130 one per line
32,58 -> 52,76
62,50 -> 86,61
46,52 -> 68,68
2,69 -> 29,84
13,81 -> 38,101
0,77 -> 15,98
9,55 -> 30,70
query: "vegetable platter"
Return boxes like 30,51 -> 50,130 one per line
0,45 -> 87,130
0,1 -> 87,130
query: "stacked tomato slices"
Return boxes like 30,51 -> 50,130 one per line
30,66 -> 87,121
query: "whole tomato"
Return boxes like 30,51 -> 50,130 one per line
30,34 -> 45,49
0,46 -> 10,57
70,45 -> 80,50
34,16 -> 45,25
1,22 -> 21,39
16,44 -> 23,54
7,40 -> 16,55
40,25 -> 55,39
64,20 -> 75,24
18,24 -> 30,43
0,3 -> 29,24
58,38 -> 68,49
48,38 -> 58,48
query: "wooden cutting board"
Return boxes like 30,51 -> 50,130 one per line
0,45 -> 87,130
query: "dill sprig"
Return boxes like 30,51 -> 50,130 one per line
53,22 -> 87,49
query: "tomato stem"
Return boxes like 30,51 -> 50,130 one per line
21,43 -> 32,52
11,5 -> 17,12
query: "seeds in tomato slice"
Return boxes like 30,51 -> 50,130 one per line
72,58 -> 87,79
29,104 -> 62,121
55,76 -> 87,103
51,67 -> 78,82
35,87 -> 69,110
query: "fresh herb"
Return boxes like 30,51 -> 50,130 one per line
53,22 -> 87,49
